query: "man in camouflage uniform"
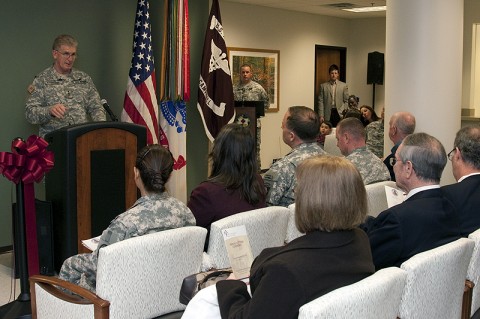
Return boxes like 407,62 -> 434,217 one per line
58,192 -> 195,292
25,34 -> 106,137
233,64 -> 269,170
263,106 -> 326,207
336,117 -> 390,185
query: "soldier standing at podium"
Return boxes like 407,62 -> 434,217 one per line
25,34 -> 106,137
233,64 -> 269,170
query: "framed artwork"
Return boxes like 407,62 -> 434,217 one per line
227,47 -> 280,112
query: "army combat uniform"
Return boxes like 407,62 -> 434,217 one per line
263,142 -> 326,207
233,81 -> 269,169
58,193 -> 196,292
25,66 -> 106,137
365,120 -> 385,158
346,146 -> 390,185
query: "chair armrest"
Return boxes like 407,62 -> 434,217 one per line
29,275 -> 110,319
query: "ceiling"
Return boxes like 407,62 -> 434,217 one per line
222,0 -> 387,19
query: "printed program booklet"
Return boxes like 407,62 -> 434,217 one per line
81,235 -> 101,251
385,185 -> 405,208
222,225 -> 254,280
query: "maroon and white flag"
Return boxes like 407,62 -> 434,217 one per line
197,0 -> 235,142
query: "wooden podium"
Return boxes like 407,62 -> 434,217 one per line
44,122 -> 147,271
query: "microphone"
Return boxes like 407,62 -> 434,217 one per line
101,99 -> 118,121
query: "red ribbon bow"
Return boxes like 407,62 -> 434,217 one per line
0,135 -> 54,184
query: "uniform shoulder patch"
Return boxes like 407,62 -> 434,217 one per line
27,84 -> 35,94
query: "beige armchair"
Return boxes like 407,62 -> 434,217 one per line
202,206 -> 290,270
30,226 -> 207,319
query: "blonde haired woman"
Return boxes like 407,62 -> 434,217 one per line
183,155 -> 374,319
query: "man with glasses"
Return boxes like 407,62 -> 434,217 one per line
361,132 -> 461,270
442,126 -> 480,236
25,34 -> 106,137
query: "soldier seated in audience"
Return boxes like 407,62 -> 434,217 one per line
336,117 -> 390,185
263,106 -> 325,207
58,145 -> 195,292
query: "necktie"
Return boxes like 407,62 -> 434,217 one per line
331,81 -> 336,107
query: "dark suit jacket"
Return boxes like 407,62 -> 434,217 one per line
442,174 -> 480,236
362,188 -> 461,270
217,229 -> 374,319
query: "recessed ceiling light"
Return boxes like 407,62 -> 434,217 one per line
342,6 -> 386,12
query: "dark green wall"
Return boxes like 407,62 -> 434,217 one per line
0,0 -> 209,247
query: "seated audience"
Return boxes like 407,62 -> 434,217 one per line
336,117 -> 390,185
383,111 -> 416,181
360,105 -> 380,126
342,95 -> 362,120
442,125 -> 480,236
263,106 -> 326,207
361,133 -> 461,270
316,120 -> 332,148
364,107 -> 385,158
58,145 -> 195,292
183,155 -> 375,319
188,123 -> 266,249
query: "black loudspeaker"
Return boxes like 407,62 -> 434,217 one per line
367,51 -> 384,85
13,199 -> 55,276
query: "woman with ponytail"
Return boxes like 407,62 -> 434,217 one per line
58,145 -> 195,292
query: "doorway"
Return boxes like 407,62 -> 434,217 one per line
314,45 -> 347,113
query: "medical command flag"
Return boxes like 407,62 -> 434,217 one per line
197,0 -> 235,142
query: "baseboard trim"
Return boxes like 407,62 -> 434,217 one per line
0,245 -> 13,254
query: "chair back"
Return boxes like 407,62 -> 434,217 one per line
324,134 -> 342,156
96,226 -> 207,318
205,206 -> 290,269
298,267 -> 407,319
285,203 -> 304,243
468,228 -> 480,315
398,238 -> 474,319
364,180 -> 398,217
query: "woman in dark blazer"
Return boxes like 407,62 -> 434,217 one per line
215,155 -> 375,319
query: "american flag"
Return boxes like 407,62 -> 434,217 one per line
122,0 -> 168,146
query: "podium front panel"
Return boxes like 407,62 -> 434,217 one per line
45,122 -> 147,270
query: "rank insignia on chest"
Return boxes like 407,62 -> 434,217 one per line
27,84 -> 35,94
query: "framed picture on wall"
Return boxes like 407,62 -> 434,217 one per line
227,47 -> 280,112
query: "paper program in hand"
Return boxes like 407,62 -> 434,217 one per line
222,225 -> 253,280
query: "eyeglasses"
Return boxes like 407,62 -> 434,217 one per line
448,148 -> 456,161
55,50 -> 77,59
389,157 -> 398,166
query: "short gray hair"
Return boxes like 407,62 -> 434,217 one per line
52,34 -> 78,50
397,132 -> 446,183
454,125 -> 480,169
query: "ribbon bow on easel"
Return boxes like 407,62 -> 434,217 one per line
0,135 -> 54,276
0,135 -> 54,184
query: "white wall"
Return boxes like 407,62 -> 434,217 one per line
348,18 -> 386,112
463,0 -> 480,114
222,2 -> 386,169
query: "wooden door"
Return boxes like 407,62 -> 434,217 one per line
314,45 -> 347,113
